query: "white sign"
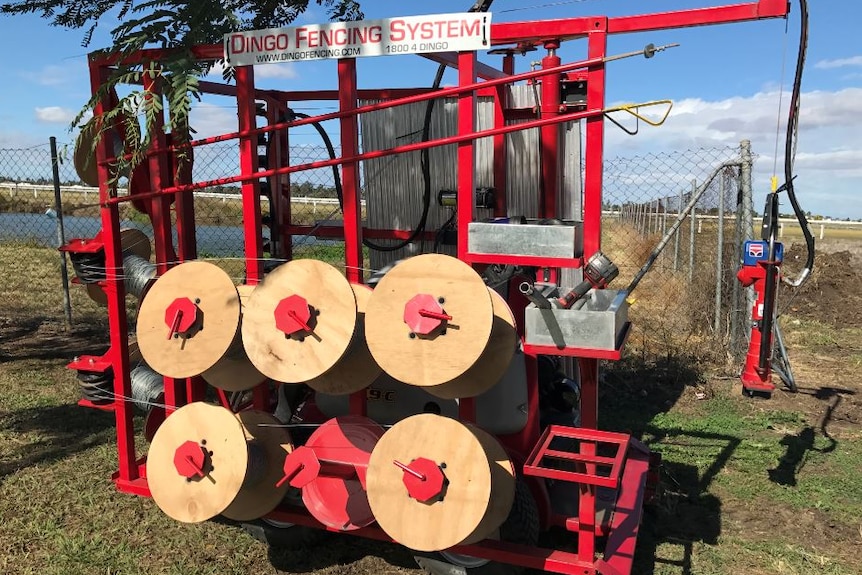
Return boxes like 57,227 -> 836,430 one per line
224,12 -> 492,66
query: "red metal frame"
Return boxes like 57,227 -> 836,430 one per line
72,2 -> 788,574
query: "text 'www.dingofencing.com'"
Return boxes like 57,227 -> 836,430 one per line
255,47 -> 362,62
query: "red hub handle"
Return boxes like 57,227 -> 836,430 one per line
274,294 -> 314,336
173,440 -> 208,479
164,297 -> 200,339
395,457 -> 446,502
403,294 -> 451,335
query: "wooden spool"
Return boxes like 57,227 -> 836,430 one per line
201,284 -> 267,392
426,288 -> 517,399
305,284 -> 382,395
241,259 -> 358,384
366,413 -> 515,552
147,402 -> 292,523
136,261 -> 242,380
365,255 -> 514,397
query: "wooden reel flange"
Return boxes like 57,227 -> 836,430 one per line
277,415 -> 385,530
364,254 -> 517,398
241,259 -> 359,384
201,284 -> 267,392
305,284 -> 382,395
136,261 -> 263,390
147,402 -> 293,523
366,413 -> 516,552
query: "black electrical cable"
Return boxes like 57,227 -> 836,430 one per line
433,208 -> 457,253
758,0 -> 812,373
289,63 -> 445,253
781,0 -> 815,286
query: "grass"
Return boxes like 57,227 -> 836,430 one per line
2,244 -> 862,575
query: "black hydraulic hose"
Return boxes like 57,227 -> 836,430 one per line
362,62 -> 446,252
782,0 -> 815,287
291,63 -> 445,253
760,0 -> 812,371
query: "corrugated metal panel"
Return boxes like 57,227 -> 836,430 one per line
360,85 -> 581,270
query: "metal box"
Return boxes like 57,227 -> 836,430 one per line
524,289 -> 629,351
467,220 -> 583,259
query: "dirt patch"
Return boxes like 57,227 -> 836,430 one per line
780,243 -> 862,327
0,312 -> 109,363
721,495 -> 861,567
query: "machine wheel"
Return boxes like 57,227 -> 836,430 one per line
240,518 -> 324,548
414,480 -> 540,575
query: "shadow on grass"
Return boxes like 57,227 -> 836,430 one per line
266,533 -> 419,572
767,386 -> 851,487
0,314 -> 108,363
601,355 -> 733,575
0,402 -> 116,482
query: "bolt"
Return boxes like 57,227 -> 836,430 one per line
194,298 -> 201,304
437,297 -> 445,304
409,333 -> 416,339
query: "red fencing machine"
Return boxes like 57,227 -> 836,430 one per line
63,1 -> 811,573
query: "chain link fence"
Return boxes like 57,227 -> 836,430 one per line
602,143 -> 755,362
1,139 -> 753,364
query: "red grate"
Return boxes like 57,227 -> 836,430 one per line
523,425 -> 630,489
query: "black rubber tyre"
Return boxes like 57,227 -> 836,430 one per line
414,479 -> 540,575
240,518 -> 325,548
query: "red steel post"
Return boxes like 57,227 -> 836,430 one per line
89,61 -> 137,483
236,65 -> 264,285
492,54 -> 514,218
142,69 -> 184,413
540,41 -> 562,219
339,58 -> 363,285
582,22 -> 608,259
457,51 -> 477,261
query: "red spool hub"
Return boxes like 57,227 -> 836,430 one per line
403,293 -> 452,336
281,416 -> 384,531
173,440 -> 207,479
164,297 -> 200,339
274,294 -> 314,336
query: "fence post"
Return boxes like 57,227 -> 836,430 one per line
674,187 -> 682,271
50,137 -> 72,330
689,179 -> 696,283
730,168 -> 744,357
740,140 -> 756,319
714,169 -> 726,334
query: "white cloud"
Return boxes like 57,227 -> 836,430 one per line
34,106 -> 77,124
189,102 -> 238,139
206,61 -> 297,80
21,64 -> 70,86
254,63 -> 298,79
177,85 -> 861,219
604,87 -> 862,219
815,55 -> 862,69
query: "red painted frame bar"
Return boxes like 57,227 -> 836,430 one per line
595,441 -> 651,575
540,41 -> 562,219
235,65 -> 264,285
582,24 -> 607,259
141,69 -> 184,414
338,58 -> 363,285
161,54 -> 611,155
457,51 -> 477,261
110,104 -> 614,205
88,61 -> 137,486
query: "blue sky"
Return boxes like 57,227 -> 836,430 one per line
0,0 -> 860,218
